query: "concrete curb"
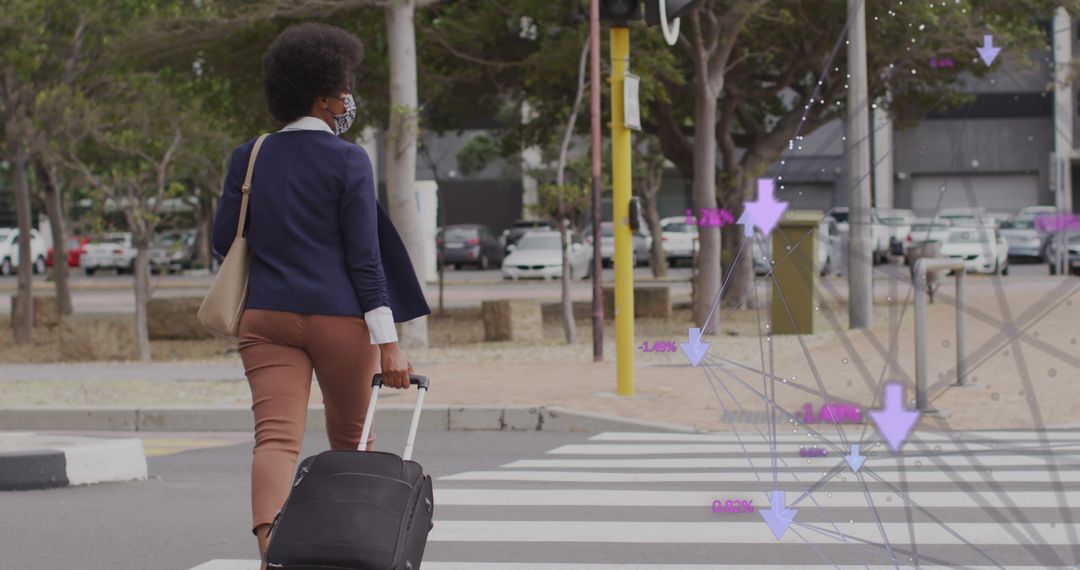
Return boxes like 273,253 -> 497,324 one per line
0,432 -> 148,491
0,405 -> 703,434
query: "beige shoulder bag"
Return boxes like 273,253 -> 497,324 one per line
197,133 -> 270,338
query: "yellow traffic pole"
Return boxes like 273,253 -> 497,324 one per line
610,27 -> 635,397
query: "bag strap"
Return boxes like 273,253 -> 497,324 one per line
235,133 -> 271,239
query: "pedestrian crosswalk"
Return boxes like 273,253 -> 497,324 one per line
190,429 -> 1080,569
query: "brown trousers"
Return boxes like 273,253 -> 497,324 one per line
238,308 -> 380,534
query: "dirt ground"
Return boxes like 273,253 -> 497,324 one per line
0,304 -> 824,365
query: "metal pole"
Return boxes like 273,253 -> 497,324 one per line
846,0 -> 874,329
589,0 -> 604,362
954,269 -> 966,386
610,26 -> 635,396
914,259 -> 928,411
914,258 -> 967,409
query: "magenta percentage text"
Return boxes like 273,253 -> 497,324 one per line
686,208 -> 735,228
640,340 -> 678,353
799,403 -> 862,424
1035,212 -> 1080,232
712,499 -> 755,513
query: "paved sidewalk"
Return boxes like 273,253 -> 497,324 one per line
0,432 -> 147,490
1,274 -> 1077,433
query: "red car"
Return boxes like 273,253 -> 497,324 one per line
47,236 -> 91,268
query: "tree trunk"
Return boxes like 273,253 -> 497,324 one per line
641,168 -> 667,278
132,244 -> 152,361
8,150 -> 33,344
559,217 -> 577,344
554,37 -> 589,346
385,0 -> 428,349
196,193 -> 214,269
721,173 -> 755,308
36,159 -> 73,316
691,86 -> 721,333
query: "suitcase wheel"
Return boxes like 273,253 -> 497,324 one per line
424,498 -> 432,513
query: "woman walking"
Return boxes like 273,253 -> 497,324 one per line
211,23 -> 430,569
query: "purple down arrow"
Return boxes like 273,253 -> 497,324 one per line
869,382 -> 920,453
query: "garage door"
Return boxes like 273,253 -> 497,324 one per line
909,174 -> 1038,218
776,183 -> 835,212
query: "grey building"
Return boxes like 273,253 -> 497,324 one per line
769,10 -> 1078,219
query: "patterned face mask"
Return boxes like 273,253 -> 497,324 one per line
332,94 -> 356,136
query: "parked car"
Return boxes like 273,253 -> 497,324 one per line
939,225 -> 1008,275
436,224 -> 503,270
984,211 -> 1013,227
903,218 -> 953,261
998,217 -> 1045,261
0,228 -> 48,275
150,230 -> 196,274
47,235 -> 92,268
877,208 -> 915,256
828,207 -> 890,264
659,216 -> 698,265
751,216 -> 840,276
1046,232 -> 1080,275
501,230 -> 593,280
1018,205 -> 1059,222
82,232 -> 137,275
933,207 -> 986,227
582,221 -> 651,267
501,220 -> 555,254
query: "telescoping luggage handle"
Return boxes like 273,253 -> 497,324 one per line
358,374 -> 429,461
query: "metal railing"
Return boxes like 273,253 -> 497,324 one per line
912,258 -> 968,412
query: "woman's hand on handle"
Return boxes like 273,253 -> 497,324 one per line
378,342 -> 412,389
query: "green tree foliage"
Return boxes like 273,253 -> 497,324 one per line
640,0 -> 1080,307
456,134 -> 501,177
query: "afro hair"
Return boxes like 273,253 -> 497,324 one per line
262,23 -> 364,124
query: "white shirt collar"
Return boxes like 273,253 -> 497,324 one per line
279,115 -> 335,134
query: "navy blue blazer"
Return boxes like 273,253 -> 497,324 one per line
211,131 -> 430,323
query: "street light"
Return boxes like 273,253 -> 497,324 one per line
600,0 -> 642,22
645,0 -> 704,45
597,0 -> 706,397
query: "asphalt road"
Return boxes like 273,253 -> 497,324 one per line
3,427 -> 1079,570
0,429 -> 587,570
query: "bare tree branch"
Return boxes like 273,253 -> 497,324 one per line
555,36 -> 589,187
426,31 -> 525,69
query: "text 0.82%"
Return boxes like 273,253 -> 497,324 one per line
712,499 -> 754,513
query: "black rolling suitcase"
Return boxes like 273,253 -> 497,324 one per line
266,374 -> 434,570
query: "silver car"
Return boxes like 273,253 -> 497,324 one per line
583,222 -> 651,267
998,217 -> 1045,260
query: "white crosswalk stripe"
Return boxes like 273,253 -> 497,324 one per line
190,429 -> 1080,569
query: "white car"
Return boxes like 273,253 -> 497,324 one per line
82,232 -> 138,275
828,207 -> 891,264
659,216 -> 698,264
0,228 -> 48,276
583,221 -> 651,267
939,225 -> 1009,275
933,207 -> 987,227
903,218 -> 953,253
1018,205 -> 1058,221
751,216 -> 841,276
877,208 -> 915,256
501,231 -> 593,280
